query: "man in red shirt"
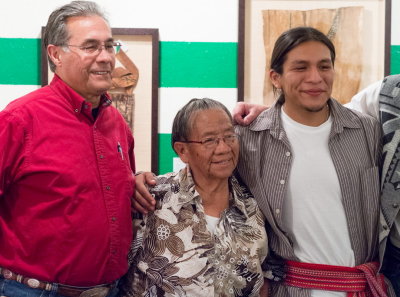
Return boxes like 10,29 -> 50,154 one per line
0,1 -> 135,297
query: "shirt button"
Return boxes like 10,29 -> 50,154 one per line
111,217 -> 117,222
99,155 -> 104,159
393,203 -> 399,208
84,105 -> 88,109
275,208 -> 281,214
112,249 -> 117,255
285,151 -> 291,157
280,179 -> 285,185
74,109 -> 79,113
106,186 -> 111,190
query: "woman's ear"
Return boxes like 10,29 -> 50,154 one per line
173,142 -> 189,164
269,69 -> 282,89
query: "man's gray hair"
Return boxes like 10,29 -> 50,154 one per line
171,98 -> 233,153
42,1 -> 109,72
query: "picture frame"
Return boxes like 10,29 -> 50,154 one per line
237,0 -> 392,105
41,27 -> 160,174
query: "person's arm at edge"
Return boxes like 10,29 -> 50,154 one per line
345,80 -> 383,120
232,102 -> 268,126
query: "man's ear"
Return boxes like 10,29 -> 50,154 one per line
47,44 -> 63,69
269,69 -> 282,89
173,142 -> 189,164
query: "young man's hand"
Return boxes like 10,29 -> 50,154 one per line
232,102 -> 268,126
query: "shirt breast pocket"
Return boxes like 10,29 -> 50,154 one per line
116,142 -> 133,172
114,141 -> 134,195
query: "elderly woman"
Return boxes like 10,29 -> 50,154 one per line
120,98 -> 268,297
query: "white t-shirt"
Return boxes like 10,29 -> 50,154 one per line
205,214 -> 220,234
347,81 -> 400,247
281,109 -> 355,297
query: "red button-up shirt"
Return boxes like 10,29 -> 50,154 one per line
0,75 -> 135,286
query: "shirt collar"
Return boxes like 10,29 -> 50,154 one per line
49,74 -> 112,114
248,97 -> 361,136
177,166 -> 248,218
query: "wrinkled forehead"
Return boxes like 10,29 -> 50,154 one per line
188,109 -> 234,137
66,15 -> 112,42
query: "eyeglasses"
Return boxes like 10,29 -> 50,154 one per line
181,134 -> 239,149
64,41 -> 121,55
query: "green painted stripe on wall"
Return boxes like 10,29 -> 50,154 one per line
160,41 -> 237,88
0,38 -> 41,85
158,133 -> 176,174
2,39 -> 397,85
391,45 -> 400,75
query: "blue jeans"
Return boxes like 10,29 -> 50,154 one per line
382,240 -> 400,297
0,277 -> 120,297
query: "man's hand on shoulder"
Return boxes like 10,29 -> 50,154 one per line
132,172 -> 157,214
232,102 -> 268,126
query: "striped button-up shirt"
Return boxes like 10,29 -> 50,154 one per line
235,98 -> 382,297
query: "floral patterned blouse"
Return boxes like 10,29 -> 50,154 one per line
120,167 -> 268,297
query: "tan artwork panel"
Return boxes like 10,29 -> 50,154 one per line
262,7 -> 363,105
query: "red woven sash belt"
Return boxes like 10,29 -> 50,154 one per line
284,260 -> 387,297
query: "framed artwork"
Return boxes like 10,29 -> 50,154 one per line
238,0 -> 392,105
41,27 -> 160,173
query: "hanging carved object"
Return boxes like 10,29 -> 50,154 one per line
109,48 -> 139,131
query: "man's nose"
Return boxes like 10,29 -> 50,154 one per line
307,67 -> 323,82
95,46 -> 114,62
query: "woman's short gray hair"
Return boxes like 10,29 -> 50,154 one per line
171,98 -> 233,153
42,1 -> 108,72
